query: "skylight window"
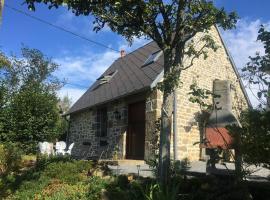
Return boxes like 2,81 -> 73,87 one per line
92,70 -> 118,91
142,50 -> 162,67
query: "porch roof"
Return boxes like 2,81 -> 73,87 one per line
67,41 -> 164,115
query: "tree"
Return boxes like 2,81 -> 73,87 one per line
26,0 -> 237,184
228,26 -> 270,172
58,95 -> 72,141
59,95 -> 72,114
242,25 -> 270,108
0,47 -> 63,153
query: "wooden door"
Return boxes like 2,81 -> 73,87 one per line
126,101 -> 145,160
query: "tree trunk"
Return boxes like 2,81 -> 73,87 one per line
158,49 -> 181,185
158,93 -> 173,185
234,133 -> 243,183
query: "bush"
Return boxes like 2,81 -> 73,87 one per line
0,143 -> 23,198
0,143 -> 22,176
87,176 -> 108,200
9,157 -> 93,199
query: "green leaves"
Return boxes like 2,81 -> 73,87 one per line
242,25 -> 270,107
188,82 -> 215,111
228,110 -> 270,169
0,47 -> 63,153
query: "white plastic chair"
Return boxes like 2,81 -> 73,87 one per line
55,141 -> 66,155
64,143 -> 74,155
38,142 -> 47,154
46,143 -> 54,155
38,142 -> 54,155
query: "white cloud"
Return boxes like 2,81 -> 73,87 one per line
221,19 -> 267,69
54,50 -> 119,84
54,49 -> 119,104
221,19 -> 270,107
58,87 -> 86,105
56,18 -> 270,107
55,35 -> 150,105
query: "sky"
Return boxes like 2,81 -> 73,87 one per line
1,0 -> 270,106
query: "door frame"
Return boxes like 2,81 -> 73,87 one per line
126,101 -> 146,160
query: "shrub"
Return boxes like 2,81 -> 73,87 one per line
0,143 -> 22,175
87,176 -> 108,200
10,157 -> 93,199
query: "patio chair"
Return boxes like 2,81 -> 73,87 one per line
46,142 -> 54,155
38,142 -> 47,154
64,143 -> 74,155
55,141 -> 66,155
38,142 -> 54,156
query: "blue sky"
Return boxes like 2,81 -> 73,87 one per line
1,0 -> 270,106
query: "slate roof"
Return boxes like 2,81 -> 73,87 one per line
67,28 -> 252,115
67,41 -> 163,114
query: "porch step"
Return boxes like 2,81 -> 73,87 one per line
116,159 -> 145,166
99,159 -> 145,166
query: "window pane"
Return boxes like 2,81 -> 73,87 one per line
97,107 -> 107,137
142,50 -> 162,66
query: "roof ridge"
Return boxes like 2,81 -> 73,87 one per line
122,40 -> 157,57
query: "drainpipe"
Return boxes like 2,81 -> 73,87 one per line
173,89 -> 178,160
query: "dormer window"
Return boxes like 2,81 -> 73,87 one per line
97,70 -> 118,84
142,50 -> 162,67
92,70 -> 118,91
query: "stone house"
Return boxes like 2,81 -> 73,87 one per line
66,27 -> 251,161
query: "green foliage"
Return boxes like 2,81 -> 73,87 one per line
143,182 -> 180,200
0,155 -> 268,200
0,143 -> 22,176
105,175 -> 146,200
0,143 -> 23,198
188,80 -> 222,112
0,47 -> 63,153
7,157 -> 93,199
25,0 -> 238,184
228,109 -> 270,169
242,25 -> 270,107
87,176 -> 108,200
25,0 -> 237,93
59,94 -> 72,114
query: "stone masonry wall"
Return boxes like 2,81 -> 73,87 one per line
69,100 -> 128,159
148,27 -> 248,162
175,27 -> 248,161
145,90 -> 162,160
69,27 -> 248,162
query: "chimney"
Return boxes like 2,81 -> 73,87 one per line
204,80 -> 239,149
120,49 -> 126,57
208,79 -> 238,126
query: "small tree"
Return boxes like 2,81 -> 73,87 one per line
0,47 -> 63,153
26,0 -> 237,184
58,95 -> 73,141
242,25 -> 270,108
228,26 -> 270,172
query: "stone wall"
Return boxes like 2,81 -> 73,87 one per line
69,27 -> 249,162
69,100 -> 128,159
145,90 -> 162,160
174,27 -> 248,161
146,27 -> 248,162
